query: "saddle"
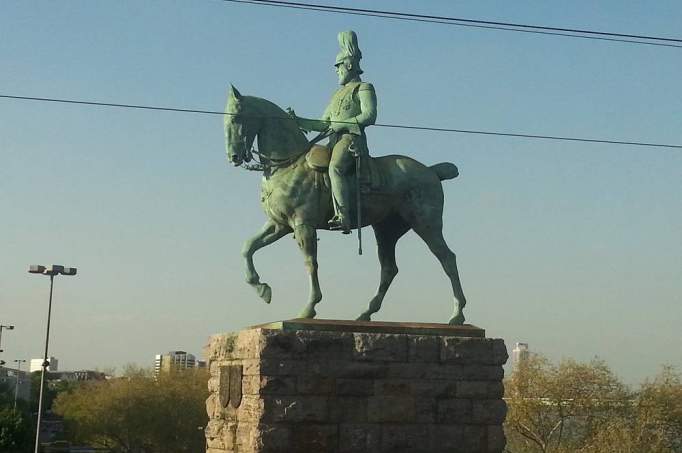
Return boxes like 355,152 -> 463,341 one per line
305,144 -> 385,192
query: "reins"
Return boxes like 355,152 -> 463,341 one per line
241,129 -> 332,173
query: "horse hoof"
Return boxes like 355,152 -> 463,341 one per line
356,313 -> 371,321
298,306 -> 316,319
448,313 -> 465,325
257,284 -> 272,304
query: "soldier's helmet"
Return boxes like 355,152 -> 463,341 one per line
335,30 -> 363,75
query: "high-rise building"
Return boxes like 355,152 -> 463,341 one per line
511,343 -> 529,369
154,351 -> 203,375
30,357 -> 58,373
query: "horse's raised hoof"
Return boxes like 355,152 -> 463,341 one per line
256,283 -> 272,304
448,313 -> 465,325
298,305 -> 317,319
356,313 -> 372,321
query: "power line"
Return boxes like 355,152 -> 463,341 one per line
2,94 -> 681,150
223,0 -> 682,49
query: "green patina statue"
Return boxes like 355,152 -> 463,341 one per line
224,31 -> 468,325
289,31 -> 377,233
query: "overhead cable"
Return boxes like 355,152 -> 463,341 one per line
223,0 -> 682,49
2,94 -> 680,150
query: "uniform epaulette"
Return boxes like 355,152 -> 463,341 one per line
358,82 -> 374,92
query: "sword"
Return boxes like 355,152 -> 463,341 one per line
350,142 -> 363,256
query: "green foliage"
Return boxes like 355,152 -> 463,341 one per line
505,357 -> 682,453
53,368 -> 208,453
0,382 -> 32,453
0,406 -> 32,452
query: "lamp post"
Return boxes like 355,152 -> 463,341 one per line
13,359 -> 27,410
0,323 -> 15,354
28,264 -> 77,453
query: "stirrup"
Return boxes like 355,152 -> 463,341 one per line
328,216 -> 351,235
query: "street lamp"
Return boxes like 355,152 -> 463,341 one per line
13,359 -> 27,410
0,323 -> 15,354
28,264 -> 77,453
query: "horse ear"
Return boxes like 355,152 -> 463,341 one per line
229,84 -> 243,102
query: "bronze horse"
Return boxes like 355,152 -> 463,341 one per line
224,85 -> 468,325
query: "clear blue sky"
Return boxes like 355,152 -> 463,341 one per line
1,1 -> 680,384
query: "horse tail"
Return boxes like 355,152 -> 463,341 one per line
430,162 -> 459,181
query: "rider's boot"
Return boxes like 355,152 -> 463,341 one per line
328,205 -> 351,234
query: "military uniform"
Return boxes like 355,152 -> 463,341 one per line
321,81 -> 377,230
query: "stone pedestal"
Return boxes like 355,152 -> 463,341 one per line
205,319 -> 508,453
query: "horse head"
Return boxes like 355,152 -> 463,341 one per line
224,85 -> 259,167
225,85 -> 309,169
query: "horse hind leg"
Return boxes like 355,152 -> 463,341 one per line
294,224 -> 323,319
357,216 -> 410,321
413,224 -> 467,325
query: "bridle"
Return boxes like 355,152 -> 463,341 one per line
239,128 -> 332,173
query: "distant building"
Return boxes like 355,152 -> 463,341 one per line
30,356 -> 59,373
511,342 -> 530,369
50,370 -> 107,382
0,366 -> 31,401
154,351 -> 205,375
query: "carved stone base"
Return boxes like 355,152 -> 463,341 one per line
205,319 -> 508,453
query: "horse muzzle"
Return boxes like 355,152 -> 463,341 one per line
228,152 -> 244,166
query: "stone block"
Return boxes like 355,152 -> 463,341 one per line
441,337 -> 493,364
258,375 -> 297,395
461,425 -> 486,453
487,425 -> 506,452
236,396 -> 264,422
263,395 -> 328,423
381,424 -> 430,452
322,360 -> 388,379
413,379 -> 457,397
456,380 -> 492,398
415,398 -> 437,423
353,333 -> 408,362
429,424 -> 464,451
491,339 -> 509,366
368,396 -> 416,422
206,393 -> 221,419
290,424 -> 338,452
456,381 -> 504,399
437,398 -> 472,424
240,359 -> 261,376
235,423 -> 257,452
408,335 -> 440,362
206,324 -> 507,452
329,397 -> 368,423
258,330 -> 298,358
258,358 -> 307,376
255,424 -> 290,452
296,330 -> 354,358
337,378 -> 374,396
297,374 -> 335,394
472,399 -> 507,424
339,424 -> 381,453
374,378 -> 412,395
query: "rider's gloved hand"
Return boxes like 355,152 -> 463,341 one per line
329,120 -> 347,134
286,107 -> 310,134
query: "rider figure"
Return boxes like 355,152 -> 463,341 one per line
290,31 -> 377,233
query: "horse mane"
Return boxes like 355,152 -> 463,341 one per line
242,95 -> 309,154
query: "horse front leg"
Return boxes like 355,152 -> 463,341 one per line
294,224 -> 322,318
242,220 -> 292,304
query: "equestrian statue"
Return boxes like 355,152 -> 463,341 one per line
224,31 -> 468,325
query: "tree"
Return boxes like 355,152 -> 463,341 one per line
579,366 -> 682,453
504,354 -> 628,453
53,368 -> 208,453
0,381 -> 32,453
